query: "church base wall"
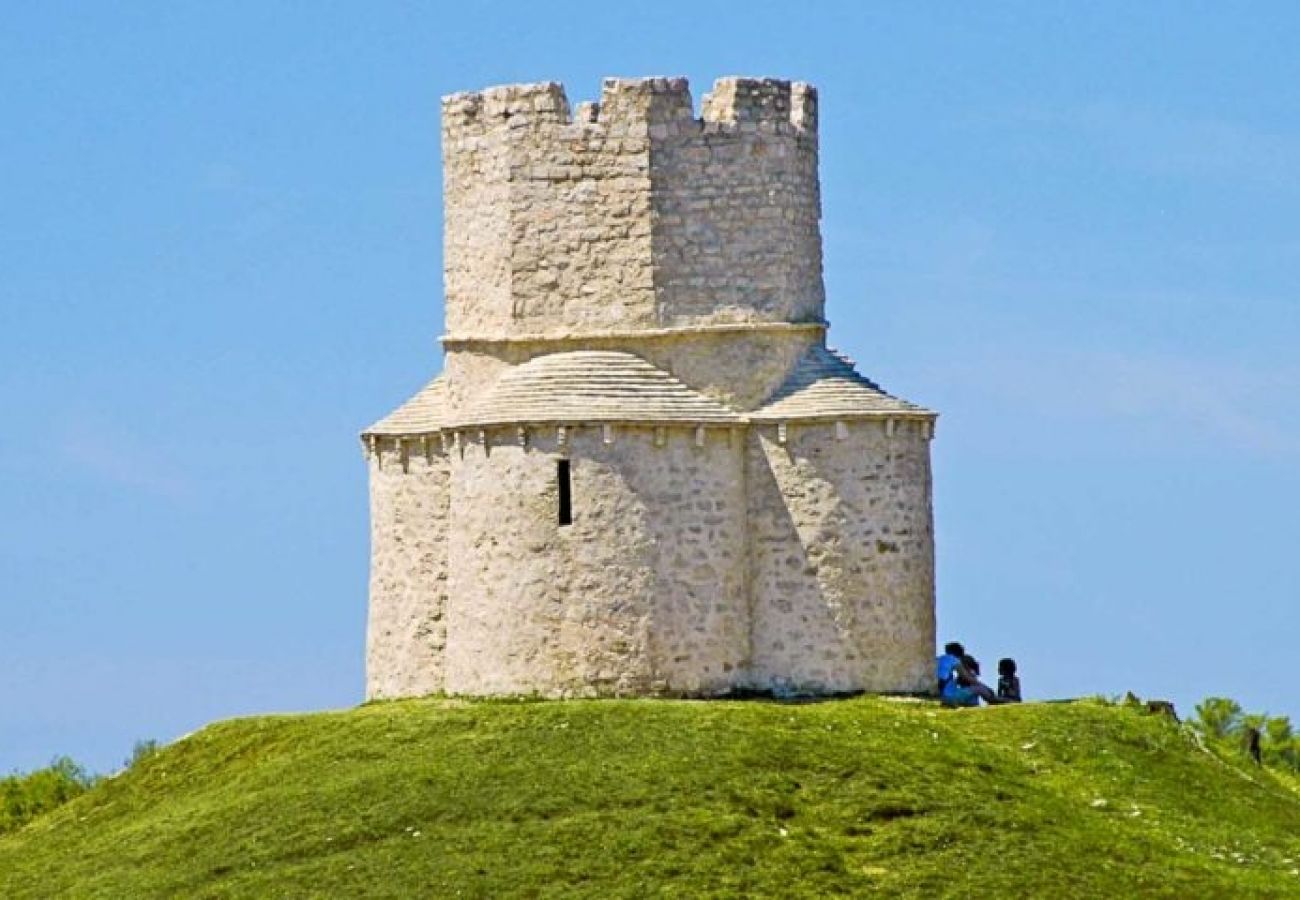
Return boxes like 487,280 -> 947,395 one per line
365,442 -> 451,700
365,419 -> 935,701
746,421 -> 935,694
443,425 -> 749,697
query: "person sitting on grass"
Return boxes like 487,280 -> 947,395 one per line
997,658 -> 1022,702
936,642 -> 1001,707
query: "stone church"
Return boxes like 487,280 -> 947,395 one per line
363,76 -> 937,700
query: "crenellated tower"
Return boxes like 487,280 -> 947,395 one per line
441,77 -> 822,339
363,77 -> 937,701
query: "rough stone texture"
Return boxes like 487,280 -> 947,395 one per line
366,441 -> 450,698
654,78 -> 823,325
445,427 -> 748,696
747,421 -> 935,694
364,75 -> 938,700
441,77 -> 822,338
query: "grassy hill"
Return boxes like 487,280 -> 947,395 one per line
2,697 -> 1299,898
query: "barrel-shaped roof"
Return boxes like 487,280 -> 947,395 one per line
364,376 -> 448,436
459,350 -> 738,427
750,345 -> 933,421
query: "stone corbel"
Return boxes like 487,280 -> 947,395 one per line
835,421 -> 848,441
694,426 -> 706,448
602,424 -> 614,445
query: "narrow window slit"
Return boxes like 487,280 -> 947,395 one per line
557,459 -> 572,526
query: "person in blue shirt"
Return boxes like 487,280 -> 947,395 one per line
936,641 -> 1001,707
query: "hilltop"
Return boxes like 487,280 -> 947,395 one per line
2,697 -> 1298,897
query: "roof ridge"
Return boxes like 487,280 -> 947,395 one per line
455,350 -> 740,427
362,375 -> 448,436
749,344 -> 933,421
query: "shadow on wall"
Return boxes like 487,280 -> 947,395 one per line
746,426 -> 934,694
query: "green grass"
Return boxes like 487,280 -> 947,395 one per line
2,697 -> 1299,897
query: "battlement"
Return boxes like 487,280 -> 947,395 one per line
701,78 -> 817,131
442,75 -> 824,338
598,77 -> 695,128
441,81 -> 570,136
442,76 -> 817,137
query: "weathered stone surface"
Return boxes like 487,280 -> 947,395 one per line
444,426 -> 747,696
747,421 -> 935,694
442,77 -> 822,338
364,75 -> 938,700
366,443 -> 449,699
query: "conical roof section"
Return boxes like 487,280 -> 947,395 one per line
363,375 -> 448,436
750,345 -> 933,421
458,351 -> 738,427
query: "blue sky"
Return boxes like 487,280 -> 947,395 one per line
2,2 -> 1297,773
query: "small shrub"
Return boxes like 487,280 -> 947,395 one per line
124,740 -> 160,771
0,757 -> 97,836
1192,697 -> 1243,740
1192,696 -> 1300,775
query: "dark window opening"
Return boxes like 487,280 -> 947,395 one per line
557,459 -> 572,526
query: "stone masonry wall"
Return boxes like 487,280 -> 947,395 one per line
365,415 -> 935,699
366,440 -> 451,699
746,420 -> 935,693
652,79 -> 822,325
506,85 -> 659,331
443,425 -> 748,696
441,90 -> 514,336
440,77 -> 823,339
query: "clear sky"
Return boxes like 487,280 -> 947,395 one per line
3,2 -> 1297,773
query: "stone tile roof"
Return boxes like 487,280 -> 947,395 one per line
750,346 -> 934,421
364,375 -> 448,436
364,346 -> 930,437
458,351 -> 739,426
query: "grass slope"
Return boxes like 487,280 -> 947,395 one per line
2,698 -> 1299,898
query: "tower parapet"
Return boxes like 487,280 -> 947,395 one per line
441,76 -> 823,340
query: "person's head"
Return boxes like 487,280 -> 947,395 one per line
962,654 -> 980,676
943,641 -> 965,658
998,658 -> 1017,677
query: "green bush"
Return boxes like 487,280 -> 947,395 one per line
125,739 -> 160,770
1192,696 -> 1243,740
1193,697 -> 1300,774
0,757 -> 97,836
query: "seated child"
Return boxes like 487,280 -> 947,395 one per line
958,655 -> 984,707
997,658 -> 1022,702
